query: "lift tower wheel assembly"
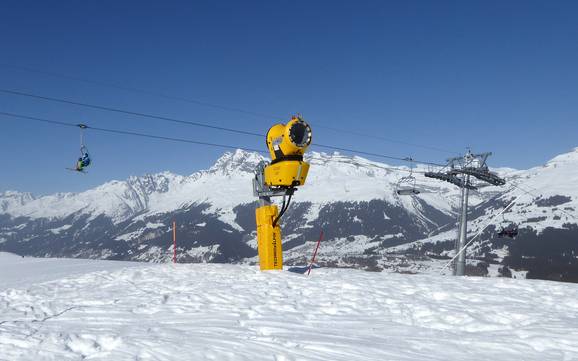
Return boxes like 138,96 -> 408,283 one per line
253,116 -> 312,271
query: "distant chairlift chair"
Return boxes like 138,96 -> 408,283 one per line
497,207 -> 519,238
498,225 -> 518,238
396,159 -> 422,196
396,175 -> 421,196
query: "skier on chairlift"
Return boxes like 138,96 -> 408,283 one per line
69,124 -> 91,173
75,150 -> 91,172
498,226 -> 518,238
497,205 -> 518,238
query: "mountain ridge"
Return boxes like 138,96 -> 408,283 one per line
1,147 -> 577,281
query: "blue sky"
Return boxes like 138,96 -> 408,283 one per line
1,1 -> 577,194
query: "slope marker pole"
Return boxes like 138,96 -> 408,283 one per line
172,221 -> 177,264
307,230 -> 324,276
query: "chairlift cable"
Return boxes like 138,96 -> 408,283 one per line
0,89 -> 264,137
0,111 -> 267,154
312,124 -> 458,155
510,183 -> 578,222
0,63 -> 460,155
0,89 -> 446,166
0,110 -> 439,173
0,63 -> 280,120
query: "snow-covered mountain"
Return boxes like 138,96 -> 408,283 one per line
0,190 -> 35,212
0,150 -> 461,262
0,150 -> 456,221
1,148 -> 577,281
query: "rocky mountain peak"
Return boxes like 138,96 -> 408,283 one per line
126,172 -> 182,195
0,191 -> 35,212
208,149 -> 266,175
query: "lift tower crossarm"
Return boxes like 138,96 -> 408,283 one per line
424,171 -> 478,190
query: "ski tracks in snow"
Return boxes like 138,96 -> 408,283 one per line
1,263 -> 578,360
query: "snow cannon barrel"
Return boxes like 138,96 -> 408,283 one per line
264,116 -> 312,187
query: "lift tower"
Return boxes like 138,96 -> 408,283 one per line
425,150 -> 505,276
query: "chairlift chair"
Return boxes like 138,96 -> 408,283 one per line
498,225 -> 518,238
67,124 -> 92,173
497,209 -> 518,238
396,158 -> 422,196
396,176 -> 421,195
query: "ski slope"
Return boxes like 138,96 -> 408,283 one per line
1,253 -> 577,360
0,252 -> 143,290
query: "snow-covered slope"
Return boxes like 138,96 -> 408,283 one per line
463,147 -> 578,234
1,254 -> 577,361
442,148 -> 576,236
0,252 -> 143,289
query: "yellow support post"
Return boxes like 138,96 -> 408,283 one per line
255,204 -> 283,270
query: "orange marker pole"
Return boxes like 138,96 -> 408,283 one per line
307,230 -> 323,276
172,221 -> 177,263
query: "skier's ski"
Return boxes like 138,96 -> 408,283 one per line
65,168 -> 87,174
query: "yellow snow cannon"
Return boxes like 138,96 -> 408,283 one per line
264,116 -> 312,187
253,115 -> 312,271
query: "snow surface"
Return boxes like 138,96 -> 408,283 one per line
0,252 -> 143,290
1,253 -> 578,360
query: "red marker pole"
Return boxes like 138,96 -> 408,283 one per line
307,230 -> 324,276
172,221 -> 177,263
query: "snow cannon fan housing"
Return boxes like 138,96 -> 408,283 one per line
264,116 -> 312,188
